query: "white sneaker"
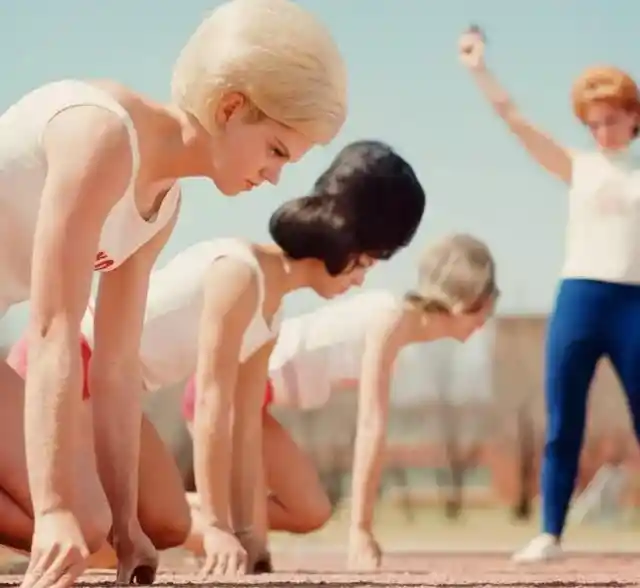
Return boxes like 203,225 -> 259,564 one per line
512,534 -> 563,563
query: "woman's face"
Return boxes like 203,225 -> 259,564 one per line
311,255 -> 378,300
210,93 -> 314,196
584,102 -> 638,151
447,295 -> 497,342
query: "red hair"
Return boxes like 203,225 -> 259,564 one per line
572,65 -> 640,124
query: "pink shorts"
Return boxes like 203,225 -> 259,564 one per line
8,333 -> 93,400
181,374 -> 274,422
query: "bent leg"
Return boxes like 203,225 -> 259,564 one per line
0,361 -> 34,552
263,411 -> 331,533
137,416 -> 191,549
5,334 -> 111,550
0,487 -> 32,553
0,362 -> 113,566
87,415 -> 192,570
182,410 -> 331,556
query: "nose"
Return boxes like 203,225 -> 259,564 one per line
596,127 -> 615,148
262,164 -> 283,187
352,270 -> 366,287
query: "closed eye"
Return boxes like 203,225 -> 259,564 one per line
271,147 -> 287,158
270,138 -> 291,160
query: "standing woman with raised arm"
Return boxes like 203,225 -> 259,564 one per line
460,26 -> 640,563
0,0 -> 347,585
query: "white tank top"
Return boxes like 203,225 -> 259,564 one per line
81,238 -> 282,392
268,289 -> 400,410
0,80 -> 181,316
562,149 -> 640,283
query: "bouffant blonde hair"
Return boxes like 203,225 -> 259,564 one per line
171,0 -> 348,145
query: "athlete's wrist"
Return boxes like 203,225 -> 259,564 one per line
110,513 -> 141,537
202,519 -> 234,534
349,515 -> 373,536
234,526 -> 255,539
470,63 -> 488,76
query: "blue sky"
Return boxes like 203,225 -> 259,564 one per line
0,0 -> 638,346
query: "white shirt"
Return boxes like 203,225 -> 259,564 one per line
81,238 -> 282,393
268,289 -> 400,410
562,149 -> 640,283
0,80 -> 180,317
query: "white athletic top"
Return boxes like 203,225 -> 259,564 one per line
268,289 -> 400,410
562,149 -> 640,283
82,238 -> 282,392
0,80 -> 181,317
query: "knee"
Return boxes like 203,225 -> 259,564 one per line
304,497 -> 332,532
290,492 -> 332,534
144,502 -> 192,550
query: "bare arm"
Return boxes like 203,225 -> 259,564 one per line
193,259 -> 259,532
460,29 -> 572,183
349,310 -> 404,534
89,204 -> 179,533
230,340 -> 275,539
25,106 -> 135,516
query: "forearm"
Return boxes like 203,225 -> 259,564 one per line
470,65 -> 570,180
230,386 -> 264,533
193,390 -> 233,531
230,414 -> 262,533
23,334 -> 84,514
349,417 -> 386,533
470,66 -> 517,120
90,366 -> 143,529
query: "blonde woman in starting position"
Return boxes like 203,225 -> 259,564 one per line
0,0 -> 346,584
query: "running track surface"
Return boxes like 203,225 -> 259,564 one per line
0,551 -> 638,587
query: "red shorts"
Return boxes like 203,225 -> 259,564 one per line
8,333 -> 93,400
181,374 -> 274,422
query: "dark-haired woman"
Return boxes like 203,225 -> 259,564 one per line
8,140 -> 426,578
182,234 -> 498,572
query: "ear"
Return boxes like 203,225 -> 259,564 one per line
632,109 -> 640,138
213,92 -> 249,127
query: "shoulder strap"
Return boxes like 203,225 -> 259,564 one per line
211,239 -> 266,311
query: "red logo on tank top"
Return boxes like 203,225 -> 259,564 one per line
94,251 -> 114,271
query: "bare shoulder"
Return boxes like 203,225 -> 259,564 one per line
42,105 -> 134,200
250,243 -> 283,312
202,255 -> 260,316
90,79 -> 168,124
365,300 -> 406,347
90,79 -> 147,109
43,81 -> 166,174
42,83 -> 138,167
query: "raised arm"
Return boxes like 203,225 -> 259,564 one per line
348,308 -> 405,571
193,258 -> 259,577
459,27 -> 572,183
89,203 -> 179,582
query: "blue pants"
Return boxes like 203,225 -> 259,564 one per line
542,278 -> 640,537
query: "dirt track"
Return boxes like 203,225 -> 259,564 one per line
0,551 -> 638,587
